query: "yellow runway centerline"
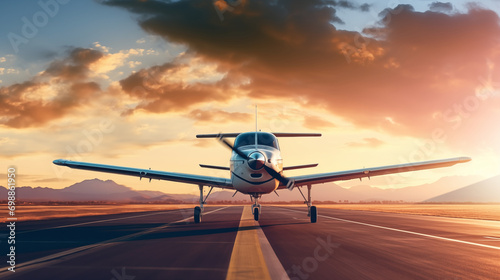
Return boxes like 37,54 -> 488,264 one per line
226,206 -> 272,280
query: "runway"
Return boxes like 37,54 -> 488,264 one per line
2,205 -> 500,279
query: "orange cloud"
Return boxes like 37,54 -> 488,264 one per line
187,109 -> 251,124
119,60 -> 244,114
0,48 -> 103,128
303,115 -> 336,130
102,1 -> 500,154
7,0 -> 500,157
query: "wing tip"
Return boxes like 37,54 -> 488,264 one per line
53,159 -> 68,166
459,157 -> 472,163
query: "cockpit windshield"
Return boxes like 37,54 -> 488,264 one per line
234,132 -> 279,149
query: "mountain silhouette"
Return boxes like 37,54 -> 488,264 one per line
0,179 -> 190,202
426,175 -> 500,202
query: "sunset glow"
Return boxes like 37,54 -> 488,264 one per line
1,0 -> 500,195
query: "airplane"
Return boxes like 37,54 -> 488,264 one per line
53,129 -> 471,224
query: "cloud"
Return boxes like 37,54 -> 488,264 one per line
43,48 -> 104,81
118,56 -> 245,114
429,2 -> 453,13
187,109 -> 251,124
32,177 -> 72,183
359,3 -> 370,12
88,43 -> 146,76
0,48 -> 103,128
303,115 -> 335,130
4,0 -> 495,156
346,137 -> 385,148
0,81 -> 100,128
101,0 -> 500,150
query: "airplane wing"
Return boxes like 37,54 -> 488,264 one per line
53,159 -> 233,189
285,157 -> 471,188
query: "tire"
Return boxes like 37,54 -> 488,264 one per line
253,207 -> 259,221
194,206 -> 202,223
310,206 -> 317,223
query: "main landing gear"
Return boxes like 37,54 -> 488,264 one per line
251,194 -> 262,221
194,185 -> 213,224
297,185 -> 317,223
194,206 -> 202,223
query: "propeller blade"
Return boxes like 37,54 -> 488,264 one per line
263,165 -> 295,190
217,134 -> 249,160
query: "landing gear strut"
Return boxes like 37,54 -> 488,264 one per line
297,185 -> 317,223
251,194 -> 261,221
194,185 -> 213,224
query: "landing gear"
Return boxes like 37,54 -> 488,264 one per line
194,185 -> 214,224
310,206 -> 317,223
194,206 -> 202,223
253,207 -> 260,221
251,194 -> 261,221
297,185 -> 317,223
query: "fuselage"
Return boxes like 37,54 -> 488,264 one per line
230,132 -> 283,195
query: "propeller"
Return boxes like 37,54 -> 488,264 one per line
217,134 -> 295,190
263,164 -> 295,190
218,135 -> 249,160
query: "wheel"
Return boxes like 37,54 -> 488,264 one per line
194,206 -> 202,223
310,206 -> 317,223
253,207 -> 259,221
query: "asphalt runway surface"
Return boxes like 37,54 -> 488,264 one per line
1,205 -> 500,279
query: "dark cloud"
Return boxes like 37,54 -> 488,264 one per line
378,4 -> 414,18
359,3 -> 370,12
103,0 -> 347,67
44,48 -> 104,81
102,1 -> 500,148
0,48 -> 103,128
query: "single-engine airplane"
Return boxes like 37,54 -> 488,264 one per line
53,128 -> 471,223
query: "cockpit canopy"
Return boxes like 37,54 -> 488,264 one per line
234,132 -> 280,149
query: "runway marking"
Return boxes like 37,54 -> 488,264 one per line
281,207 -> 500,251
0,207 -> 229,276
226,206 -> 289,280
257,217 -> 290,280
49,265 -> 227,272
20,209 -> 191,234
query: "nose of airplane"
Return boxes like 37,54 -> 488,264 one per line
247,152 -> 266,170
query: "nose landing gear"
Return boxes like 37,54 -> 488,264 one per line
251,194 -> 262,221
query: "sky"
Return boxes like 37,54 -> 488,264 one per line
1,0 -> 500,195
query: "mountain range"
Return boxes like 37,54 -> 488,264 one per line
0,179 -> 197,203
1,174 -> 498,203
426,175 -> 500,202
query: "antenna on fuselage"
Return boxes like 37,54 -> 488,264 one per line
255,105 -> 258,147
255,105 -> 258,132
